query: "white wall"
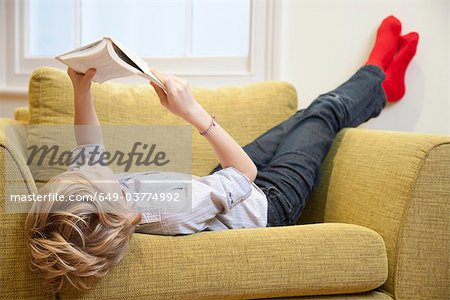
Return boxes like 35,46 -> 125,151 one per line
0,97 -> 27,118
279,0 -> 450,135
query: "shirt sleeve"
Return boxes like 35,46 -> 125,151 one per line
68,143 -> 107,171
160,167 -> 253,235
197,167 -> 253,213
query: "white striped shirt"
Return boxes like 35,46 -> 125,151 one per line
69,144 -> 268,235
117,168 -> 268,235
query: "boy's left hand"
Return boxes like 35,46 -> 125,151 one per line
149,68 -> 208,127
67,68 -> 96,95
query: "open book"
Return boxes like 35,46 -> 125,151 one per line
55,37 -> 164,89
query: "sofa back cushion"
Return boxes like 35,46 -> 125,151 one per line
27,67 -> 297,177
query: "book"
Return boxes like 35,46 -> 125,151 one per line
55,37 -> 165,89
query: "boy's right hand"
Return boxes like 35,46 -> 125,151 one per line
67,68 -> 96,95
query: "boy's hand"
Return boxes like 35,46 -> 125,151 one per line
67,68 -> 96,95
149,68 -> 210,129
150,69 -> 257,181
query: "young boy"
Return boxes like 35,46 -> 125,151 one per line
25,16 -> 418,292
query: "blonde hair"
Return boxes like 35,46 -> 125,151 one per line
25,171 -> 141,293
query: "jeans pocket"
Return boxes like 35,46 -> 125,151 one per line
264,186 -> 294,226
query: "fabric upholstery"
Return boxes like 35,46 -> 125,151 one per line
60,223 -> 387,299
14,107 -> 29,124
0,119 -> 47,299
395,143 -> 450,299
299,128 -> 450,299
276,291 -> 393,299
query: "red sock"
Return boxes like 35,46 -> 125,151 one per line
365,16 -> 402,70
382,32 -> 419,102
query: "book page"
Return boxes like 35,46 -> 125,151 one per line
109,38 -> 149,73
62,45 -> 134,83
111,43 -> 144,73
109,37 -> 164,88
55,38 -> 103,59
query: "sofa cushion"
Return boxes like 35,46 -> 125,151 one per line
27,67 -> 297,178
59,223 -> 388,299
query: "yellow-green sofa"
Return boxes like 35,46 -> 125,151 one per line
0,67 -> 448,300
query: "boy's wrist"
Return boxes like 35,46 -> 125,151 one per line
74,88 -> 91,99
185,104 -> 212,132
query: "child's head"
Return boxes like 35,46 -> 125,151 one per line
25,168 -> 141,293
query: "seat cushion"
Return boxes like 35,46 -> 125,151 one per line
59,223 -> 388,299
27,67 -> 298,177
271,291 -> 393,299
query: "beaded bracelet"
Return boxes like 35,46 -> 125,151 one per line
199,114 -> 216,136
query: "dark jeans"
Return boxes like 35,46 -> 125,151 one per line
210,65 -> 386,227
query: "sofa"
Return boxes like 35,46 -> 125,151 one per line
0,67 -> 448,300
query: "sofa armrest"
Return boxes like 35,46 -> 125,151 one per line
0,118 -> 36,196
0,119 -> 47,299
14,107 -> 30,124
59,223 -> 387,299
299,128 -> 450,299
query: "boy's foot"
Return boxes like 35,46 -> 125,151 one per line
365,15 -> 402,70
382,32 -> 419,102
